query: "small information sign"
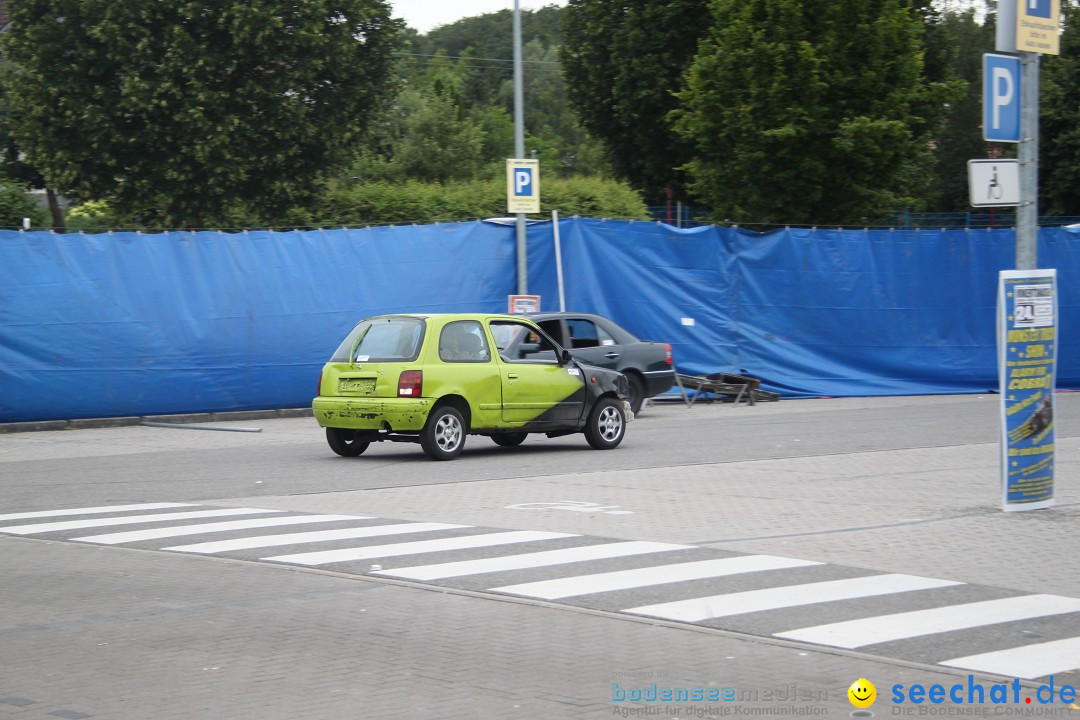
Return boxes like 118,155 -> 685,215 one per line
508,294 -> 541,314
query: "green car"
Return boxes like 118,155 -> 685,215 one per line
313,313 -> 633,460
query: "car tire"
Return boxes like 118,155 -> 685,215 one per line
326,428 -> 370,457
624,373 -> 645,415
491,432 -> 527,447
421,405 -> 466,460
584,397 -> 626,450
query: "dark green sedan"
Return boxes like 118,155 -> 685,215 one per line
524,312 -> 675,414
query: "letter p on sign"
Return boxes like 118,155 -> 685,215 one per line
515,169 -> 532,196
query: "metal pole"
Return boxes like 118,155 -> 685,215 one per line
513,0 -> 527,293
1017,51 -> 1039,270
552,209 -> 565,311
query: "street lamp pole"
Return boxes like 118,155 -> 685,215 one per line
513,0 -> 527,294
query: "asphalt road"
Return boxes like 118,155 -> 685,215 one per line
2,394 -> 1078,720
0,393 -> 1038,508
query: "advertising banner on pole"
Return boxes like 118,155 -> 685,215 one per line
998,269 -> 1057,511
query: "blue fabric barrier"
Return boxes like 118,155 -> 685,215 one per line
2,218 -> 1077,421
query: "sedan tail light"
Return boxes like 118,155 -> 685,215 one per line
398,370 -> 423,397
665,343 -> 673,365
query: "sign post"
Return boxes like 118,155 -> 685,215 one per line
998,270 -> 1057,511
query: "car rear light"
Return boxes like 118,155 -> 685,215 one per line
665,343 -> 673,365
398,370 -> 423,397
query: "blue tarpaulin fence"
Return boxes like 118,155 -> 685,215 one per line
2,218 -> 1078,422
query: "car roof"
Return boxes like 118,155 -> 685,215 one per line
366,313 -> 534,322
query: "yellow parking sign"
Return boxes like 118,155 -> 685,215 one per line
506,159 -> 540,214
1017,0 -> 1060,55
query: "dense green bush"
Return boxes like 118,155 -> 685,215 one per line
318,176 -> 648,225
0,180 -> 46,228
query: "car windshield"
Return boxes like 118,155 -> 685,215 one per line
329,317 -> 424,362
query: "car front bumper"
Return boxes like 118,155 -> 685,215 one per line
313,396 -> 431,432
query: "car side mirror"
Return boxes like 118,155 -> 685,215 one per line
559,348 -> 573,365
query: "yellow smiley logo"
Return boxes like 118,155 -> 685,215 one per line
848,678 -> 876,709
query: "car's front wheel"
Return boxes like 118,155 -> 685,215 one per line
584,397 -> 626,450
421,406 -> 467,460
326,428 -> 370,457
491,432 -> 527,447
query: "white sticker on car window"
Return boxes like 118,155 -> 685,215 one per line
567,368 -> 581,376
356,355 -> 370,362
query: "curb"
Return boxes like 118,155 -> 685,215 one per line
0,408 -> 314,434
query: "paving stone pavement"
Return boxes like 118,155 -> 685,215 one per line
0,539 -> 986,720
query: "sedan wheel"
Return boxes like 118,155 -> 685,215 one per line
326,428 -> 370,457
491,432 -> 527,447
421,406 -> 466,460
584,397 -> 626,450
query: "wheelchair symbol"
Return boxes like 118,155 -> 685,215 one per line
988,166 -> 1003,200
505,501 -> 634,515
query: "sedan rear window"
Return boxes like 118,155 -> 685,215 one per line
330,317 -> 425,363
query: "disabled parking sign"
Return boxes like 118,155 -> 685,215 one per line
506,159 -> 540,213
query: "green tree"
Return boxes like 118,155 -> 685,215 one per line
922,7 -> 995,213
1040,2 -> 1080,216
0,178 -> 47,228
1,0 -> 401,228
675,0 -> 952,226
560,0 -> 712,202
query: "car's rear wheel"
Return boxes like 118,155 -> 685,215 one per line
421,406 -> 466,460
326,428 -> 370,457
584,397 -> 626,450
491,432 -> 527,447
624,372 -> 645,415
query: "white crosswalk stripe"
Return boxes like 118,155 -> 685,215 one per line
941,636 -> 1080,679
623,574 -> 963,622
72,514 -> 375,545
0,502 -> 196,522
164,522 -> 472,554
0,507 -> 283,534
375,541 -> 694,581
263,531 -> 579,566
775,594 -> 1080,648
492,555 -> 822,600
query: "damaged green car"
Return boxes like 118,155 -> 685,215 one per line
313,313 -> 632,460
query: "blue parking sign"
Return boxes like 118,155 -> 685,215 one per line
514,168 -> 533,197
984,54 -> 1021,143
1026,0 -> 1052,19
506,159 -> 540,213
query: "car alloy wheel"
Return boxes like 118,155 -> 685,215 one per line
585,397 -> 626,450
421,405 -> 467,460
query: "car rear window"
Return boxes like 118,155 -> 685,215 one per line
329,317 -> 425,363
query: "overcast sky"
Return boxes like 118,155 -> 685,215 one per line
391,1 -> 568,34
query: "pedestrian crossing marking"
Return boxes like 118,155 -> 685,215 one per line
2,501 -> 1079,682
491,555 -> 822,600
164,522 -> 472,554
941,635 -> 1080,679
624,574 -> 962,622
72,514 -> 374,545
0,507 -> 283,535
375,541 -> 694,581
776,594 -> 1080,648
263,531 -> 579,566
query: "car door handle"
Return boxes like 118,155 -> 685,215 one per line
507,373 -> 519,379
604,352 -> 620,359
